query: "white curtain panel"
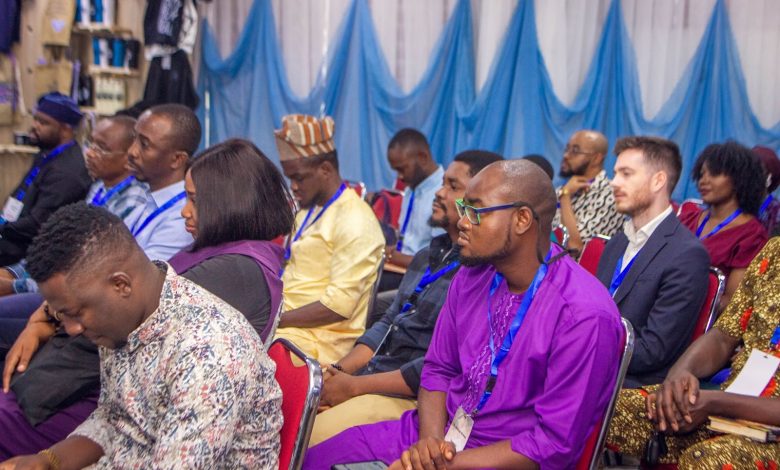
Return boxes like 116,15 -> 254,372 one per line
200,0 -> 780,127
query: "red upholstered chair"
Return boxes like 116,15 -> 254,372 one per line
344,180 -> 367,201
268,339 -> 323,470
675,198 -> 704,217
578,234 -> 611,276
575,318 -> 635,470
689,267 -> 726,343
371,189 -> 404,230
553,224 -> 569,249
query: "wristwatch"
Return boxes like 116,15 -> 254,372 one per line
560,188 -> 570,197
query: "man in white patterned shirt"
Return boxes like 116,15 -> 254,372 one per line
553,130 -> 624,254
0,204 -> 282,470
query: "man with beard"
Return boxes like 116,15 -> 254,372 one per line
304,159 -> 623,470
382,129 -> 444,290
276,114 -> 384,365
552,130 -> 623,254
596,136 -> 709,388
0,92 -> 91,265
308,150 -> 503,446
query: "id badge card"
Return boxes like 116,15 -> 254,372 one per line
443,406 -> 473,452
1,198 -> 23,223
725,348 -> 780,397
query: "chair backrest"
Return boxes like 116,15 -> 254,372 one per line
366,250 -> 386,325
553,224 -> 570,249
689,267 -> 726,342
262,302 -> 284,349
575,318 -> 635,470
578,234 -> 611,276
676,198 -> 704,217
268,339 -> 323,470
345,180 -> 367,201
371,189 -> 404,230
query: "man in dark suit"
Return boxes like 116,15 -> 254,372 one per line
596,136 -> 709,388
0,92 -> 91,265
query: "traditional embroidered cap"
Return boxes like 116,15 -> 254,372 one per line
34,92 -> 83,127
753,145 -> 780,193
274,114 -> 336,161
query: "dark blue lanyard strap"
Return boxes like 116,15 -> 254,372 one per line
696,209 -> 742,239
131,191 -> 186,237
473,249 -> 552,415
396,190 -> 415,252
15,141 -> 76,200
284,183 -> 347,261
609,254 -> 637,296
90,176 -> 135,207
759,195 -> 773,217
400,260 -> 460,313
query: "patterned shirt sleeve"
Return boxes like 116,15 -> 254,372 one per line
147,336 -> 253,468
70,387 -> 117,455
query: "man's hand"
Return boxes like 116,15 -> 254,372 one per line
647,370 -> 701,432
319,366 -> 359,408
389,437 -> 456,470
0,454 -> 52,469
2,320 -> 55,392
562,176 -> 591,196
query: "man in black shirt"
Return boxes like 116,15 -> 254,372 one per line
0,92 -> 90,265
309,150 -> 503,445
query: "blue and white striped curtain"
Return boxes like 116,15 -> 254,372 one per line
198,0 -> 780,199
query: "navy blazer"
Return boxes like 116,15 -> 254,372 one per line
596,211 -> 710,387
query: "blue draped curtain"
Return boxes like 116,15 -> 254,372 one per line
198,0 -> 780,199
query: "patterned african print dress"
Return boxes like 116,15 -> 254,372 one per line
606,237 -> 780,469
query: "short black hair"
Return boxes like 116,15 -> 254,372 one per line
521,154 -> 554,180
106,115 -> 136,149
388,128 -> 430,152
614,136 -> 682,195
691,141 -> 766,215
453,150 -> 503,176
302,150 -> 339,172
147,103 -> 202,156
189,139 -> 295,249
26,203 -> 138,283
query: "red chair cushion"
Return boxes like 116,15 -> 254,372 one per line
690,271 -> 718,342
268,342 -> 311,470
579,237 -> 607,276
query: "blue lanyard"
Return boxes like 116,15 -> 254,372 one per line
284,183 -> 347,261
396,190 -> 415,252
90,176 -> 135,207
400,260 -> 460,313
131,191 -> 186,237
759,195 -> 773,218
472,249 -> 552,415
695,209 -> 742,239
609,254 -> 637,296
770,326 -> 780,351
15,141 -> 76,200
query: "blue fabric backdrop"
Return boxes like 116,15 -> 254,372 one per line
198,0 -> 780,199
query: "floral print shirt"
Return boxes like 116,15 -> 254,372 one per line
72,263 -> 283,469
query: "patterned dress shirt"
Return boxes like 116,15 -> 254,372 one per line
552,169 -> 624,242
72,263 -> 282,469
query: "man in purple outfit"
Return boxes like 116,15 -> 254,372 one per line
304,160 -> 624,469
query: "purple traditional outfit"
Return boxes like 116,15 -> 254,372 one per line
304,246 -> 623,469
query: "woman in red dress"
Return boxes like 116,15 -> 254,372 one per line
679,141 -> 768,310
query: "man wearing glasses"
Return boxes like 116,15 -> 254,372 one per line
553,130 -> 624,254
305,159 -> 623,469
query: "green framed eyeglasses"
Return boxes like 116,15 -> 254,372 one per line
455,198 -> 537,225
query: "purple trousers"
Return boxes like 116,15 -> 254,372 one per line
303,411 -> 421,470
0,390 -> 97,459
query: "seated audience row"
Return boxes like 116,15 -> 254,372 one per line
1,102 -> 778,469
